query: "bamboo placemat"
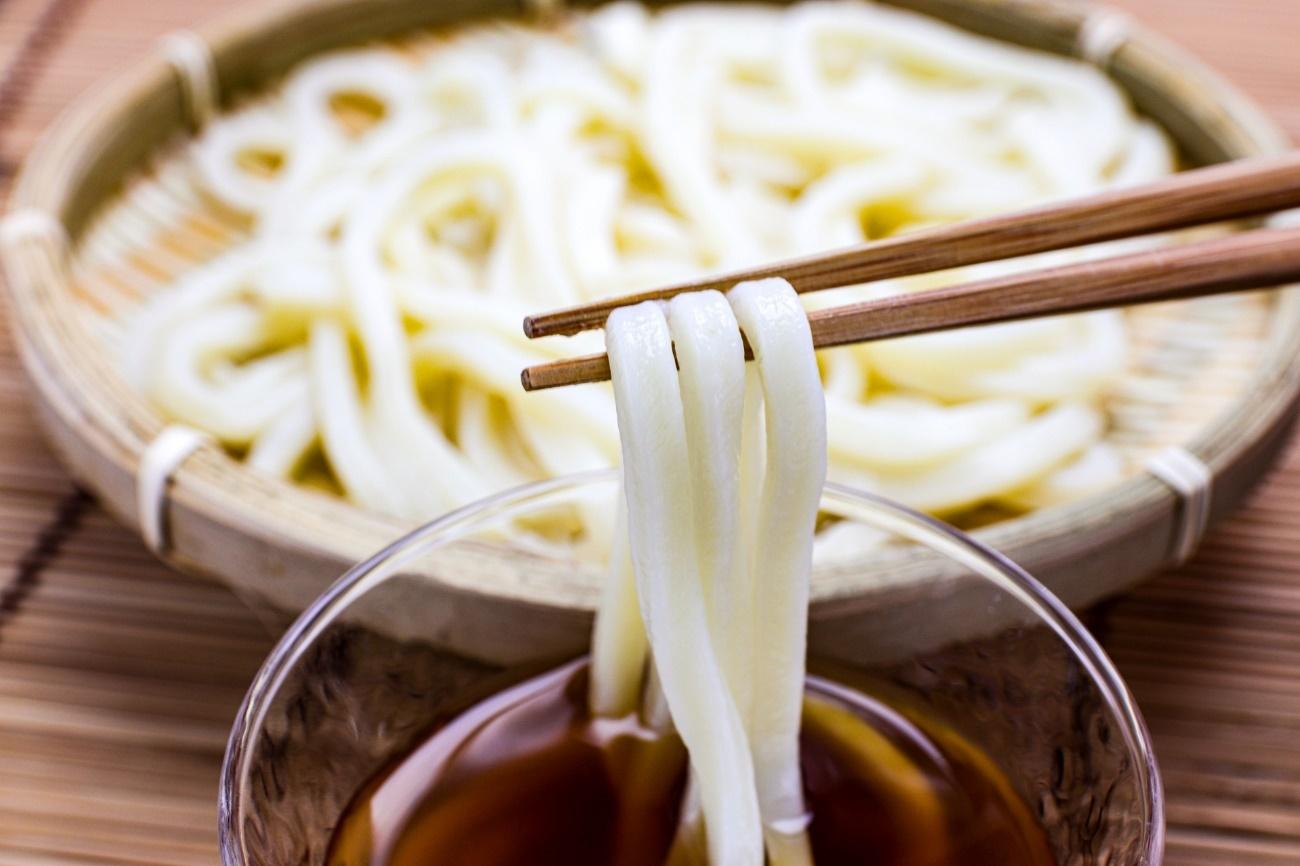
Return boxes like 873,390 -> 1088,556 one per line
0,0 -> 1298,864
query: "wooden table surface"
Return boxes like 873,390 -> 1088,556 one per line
1,1 -> 1299,864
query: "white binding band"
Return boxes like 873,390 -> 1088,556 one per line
1270,209 -> 1300,229
0,208 -> 69,258
137,425 -> 211,555
1145,446 -> 1213,565
160,30 -> 218,129
1077,8 -> 1133,68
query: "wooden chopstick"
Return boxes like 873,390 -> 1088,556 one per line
522,152 -> 1300,340
519,225 -> 1300,391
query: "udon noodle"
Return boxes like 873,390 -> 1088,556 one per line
123,0 -> 1175,528
598,278 -> 825,866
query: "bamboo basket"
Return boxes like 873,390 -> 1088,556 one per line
3,0 -> 1299,664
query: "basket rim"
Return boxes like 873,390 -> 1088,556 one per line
3,0 -> 1299,633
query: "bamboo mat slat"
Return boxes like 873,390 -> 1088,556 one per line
0,0 -> 1299,864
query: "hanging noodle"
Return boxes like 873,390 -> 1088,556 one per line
606,298 -> 764,866
597,278 -> 825,865
126,0 -> 1176,534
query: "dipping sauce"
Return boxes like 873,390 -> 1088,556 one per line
327,661 -> 1055,866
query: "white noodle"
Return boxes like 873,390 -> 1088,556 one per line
729,279 -> 825,864
588,493 -> 648,716
308,321 -> 410,515
664,291 -> 746,680
856,402 -> 1106,514
1001,441 -> 1127,510
606,301 -> 763,866
247,395 -> 316,477
593,278 -> 823,864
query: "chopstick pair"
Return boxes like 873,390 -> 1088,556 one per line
519,151 -> 1300,392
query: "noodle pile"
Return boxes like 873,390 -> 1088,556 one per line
124,0 -> 1175,528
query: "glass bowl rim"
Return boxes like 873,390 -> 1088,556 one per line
218,468 -> 1165,866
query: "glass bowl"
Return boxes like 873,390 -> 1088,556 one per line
218,470 -> 1164,866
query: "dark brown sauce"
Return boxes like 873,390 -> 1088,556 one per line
328,660 -> 1056,866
